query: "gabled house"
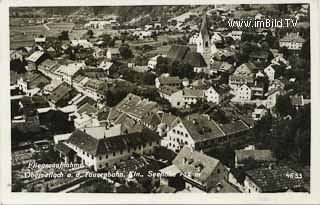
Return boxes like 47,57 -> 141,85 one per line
244,166 -> 304,193
61,127 -> 160,171
229,63 -> 256,90
264,64 -> 275,81
235,149 -> 276,168
279,32 -> 305,50
155,76 -> 181,89
161,146 -> 228,192
25,51 -> 48,71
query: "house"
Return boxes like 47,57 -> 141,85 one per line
233,84 -> 252,102
228,31 -> 242,41
158,86 -> 184,108
38,59 -> 61,81
235,149 -> 276,168
183,88 -> 204,107
148,54 -> 164,70
279,32 -> 305,50
210,61 -> 234,75
48,82 -> 75,107
98,60 -> 117,75
252,105 -> 268,120
17,71 -> 50,96
264,64 -> 275,81
189,33 -> 199,45
249,50 -> 270,66
229,63 -> 256,90
25,51 -> 48,71
106,48 -> 120,60
271,55 -> 289,66
53,61 -> 84,85
291,95 -> 307,110
82,78 -> 106,101
244,166 -> 304,193
71,39 -> 93,49
114,93 -> 160,123
61,127 -> 160,171
10,50 -> 24,61
162,114 -> 226,152
155,76 -> 181,88
264,87 -> 285,109
160,146 -> 228,192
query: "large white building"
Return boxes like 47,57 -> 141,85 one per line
59,126 -> 160,171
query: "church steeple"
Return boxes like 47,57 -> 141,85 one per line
200,14 -> 210,38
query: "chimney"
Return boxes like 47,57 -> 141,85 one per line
268,163 -> 273,170
83,128 -> 86,133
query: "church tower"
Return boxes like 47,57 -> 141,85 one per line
197,14 -> 216,67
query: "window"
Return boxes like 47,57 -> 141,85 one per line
217,169 -> 220,174
105,163 -> 108,167
99,156 -> 102,160
149,142 -> 152,146
106,154 -> 108,159
99,165 -> 102,168
113,152 -> 116,156
205,41 -> 209,47
128,148 -> 131,153
91,156 -> 94,160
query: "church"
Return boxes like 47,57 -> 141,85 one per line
195,14 -> 217,67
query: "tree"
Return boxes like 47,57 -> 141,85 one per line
176,63 -> 194,79
142,72 -> 157,85
119,45 -> 133,59
275,95 -> 293,116
87,29 -> 94,38
59,30 -> 69,41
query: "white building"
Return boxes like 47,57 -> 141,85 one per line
234,84 -> 252,102
204,87 -> 221,104
264,64 -> 275,81
228,31 -> 242,41
279,32 -> 305,50
62,127 -> 160,171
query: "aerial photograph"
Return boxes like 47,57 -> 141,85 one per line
9,4 -> 310,193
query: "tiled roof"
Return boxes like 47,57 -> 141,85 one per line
55,142 -> 74,155
246,166 -> 304,192
166,45 -> 190,61
280,32 -> 305,43
158,85 -> 179,96
158,76 -> 181,85
219,120 -> 249,135
67,128 -> 160,156
183,88 -> 204,98
48,82 -> 73,103
173,146 -> 220,184
77,103 -> 98,115
183,51 -> 207,67
26,51 -> 44,63
116,93 -> 159,120
235,149 -> 276,163
182,114 -> 225,142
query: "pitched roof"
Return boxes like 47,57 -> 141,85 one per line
246,166 -> 304,192
55,142 -> 74,155
183,51 -> 207,67
166,45 -> 190,61
182,114 -> 225,142
280,32 -> 305,43
26,51 -> 45,63
158,76 -> 181,85
183,88 -> 204,98
235,149 -> 276,163
219,120 -> 249,135
116,93 -> 159,120
158,85 -> 179,96
48,82 -> 73,103
67,128 -> 160,156
173,146 -> 220,183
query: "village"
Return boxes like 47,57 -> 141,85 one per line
10,4 -> 310,193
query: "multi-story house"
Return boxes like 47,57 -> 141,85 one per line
60,126 -> 160,171
279,32 -> 305,50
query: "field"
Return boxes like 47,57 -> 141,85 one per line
10,18 -> 75,49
